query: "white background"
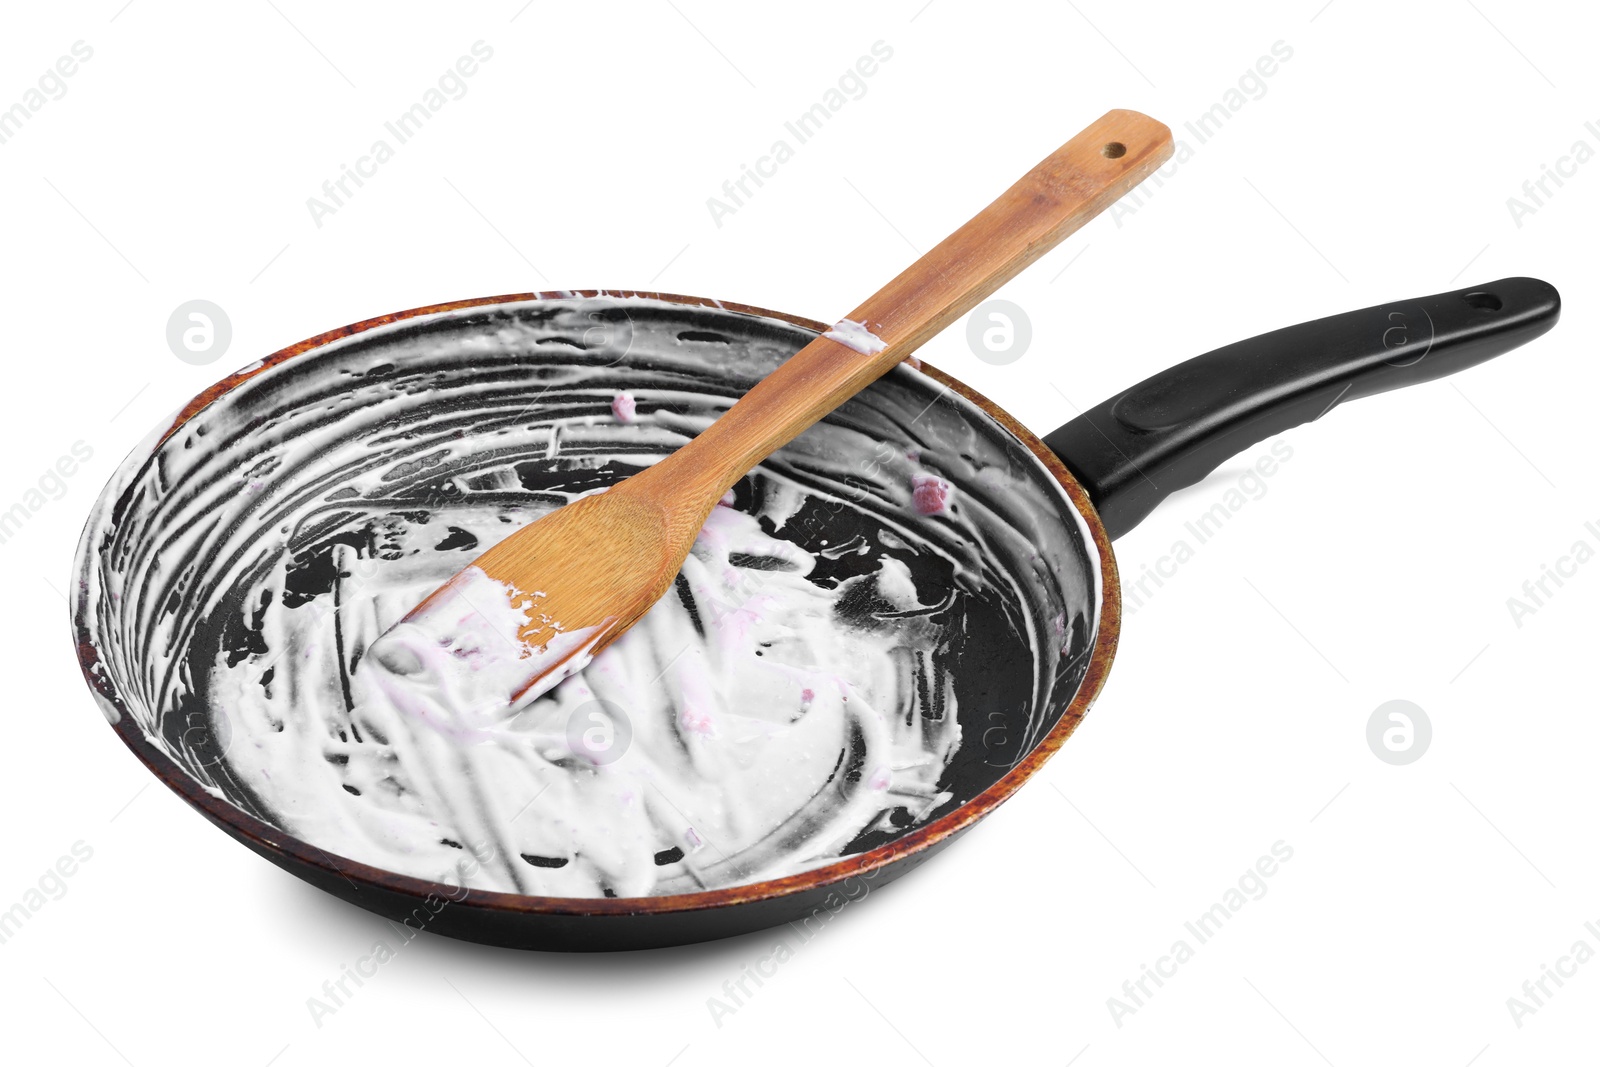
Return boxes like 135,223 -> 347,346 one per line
2,1 -> 1595,1064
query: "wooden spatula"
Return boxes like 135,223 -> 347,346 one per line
374,109 -> 1172,702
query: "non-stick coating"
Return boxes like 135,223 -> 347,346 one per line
71,292 -> 1121,949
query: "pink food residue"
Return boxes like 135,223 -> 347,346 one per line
611,392 -> 637,423
679,706 -> 714,735
911,473 -> 952,515
714,597 -> 772,641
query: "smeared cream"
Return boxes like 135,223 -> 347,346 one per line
74,295 -> 1101,900
361,564 -> 609,726
214,500 -> 959,896
823,317 -> 888,356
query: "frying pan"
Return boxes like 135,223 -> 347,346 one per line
71,276 -> 1559,950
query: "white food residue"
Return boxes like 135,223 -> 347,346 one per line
215,504 -> 959,898
823,317 -> 888,356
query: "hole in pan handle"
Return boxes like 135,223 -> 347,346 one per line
1043,277 -> 1561,539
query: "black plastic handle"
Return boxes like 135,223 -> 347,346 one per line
1043,277 -> 1560,539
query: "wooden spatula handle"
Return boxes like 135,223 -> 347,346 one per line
640,108 -> 1174,503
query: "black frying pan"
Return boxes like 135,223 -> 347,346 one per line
71,277 -> 1559,950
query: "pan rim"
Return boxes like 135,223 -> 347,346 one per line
72,288 -> 1123,921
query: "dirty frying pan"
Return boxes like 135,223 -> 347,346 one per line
72,277 -> 1559,950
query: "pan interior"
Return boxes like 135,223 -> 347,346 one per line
73,296 -> 1101,899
